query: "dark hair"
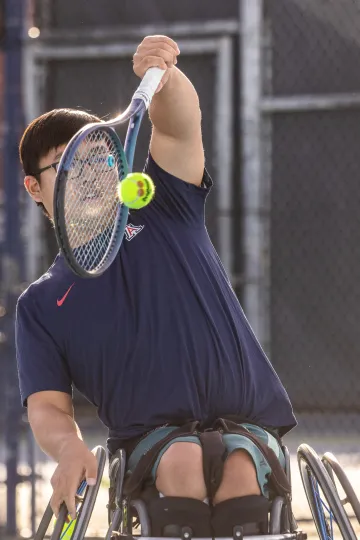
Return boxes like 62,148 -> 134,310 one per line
19,108 -> 101,215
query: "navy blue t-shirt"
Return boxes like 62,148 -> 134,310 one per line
16,154 -> 296,440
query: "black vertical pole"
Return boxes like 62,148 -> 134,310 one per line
28,429 -> 36,537
3,0 -> 24,535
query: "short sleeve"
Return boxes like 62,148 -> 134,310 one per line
142,153 -> 213,226
16,292 -> 72,406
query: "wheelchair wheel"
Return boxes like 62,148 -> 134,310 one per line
34,445 -> 106,540
322,452 -> 360,523
298,444 -> 356,540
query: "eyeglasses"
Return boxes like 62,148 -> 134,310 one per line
31,153 -> 116,179
32,161 -> 60,177
70,155 -> 116,179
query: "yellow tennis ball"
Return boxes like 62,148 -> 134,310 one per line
118,173 -> 155,209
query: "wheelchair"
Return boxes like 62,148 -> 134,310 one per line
297,443 -> 360,540
34,443 -> 307,540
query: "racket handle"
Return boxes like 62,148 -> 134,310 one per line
133,67 -> 166,108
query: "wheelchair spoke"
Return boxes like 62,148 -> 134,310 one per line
311,475 -> 336,539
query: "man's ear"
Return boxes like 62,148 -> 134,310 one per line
24,175 -> 42,203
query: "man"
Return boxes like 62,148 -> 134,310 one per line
16,36 -> 296,536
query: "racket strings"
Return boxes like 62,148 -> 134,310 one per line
63,130 -> 125,271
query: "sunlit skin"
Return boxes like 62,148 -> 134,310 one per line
24,144 -> 67,219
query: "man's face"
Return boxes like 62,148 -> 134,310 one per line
25,140 -> 120,247
25,144 -> 67,219
63,140 -> 119,248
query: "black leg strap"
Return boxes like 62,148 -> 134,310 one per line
198,430 -> 227,503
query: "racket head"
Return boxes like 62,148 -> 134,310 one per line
54,124 -> 129,278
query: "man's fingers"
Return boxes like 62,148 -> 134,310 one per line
136,41 -> 179,60
63,493 -> 77,521
134,56 -> 168,77
85,454 -> 98,487
133,35 -> 179,84
134,48 -> 177,67
50,493 -> 62,518
142,35 -> 180,54
51,490 -> 77,520
134,49 -> 177,68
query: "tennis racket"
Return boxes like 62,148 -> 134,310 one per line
53,67 -> 165,278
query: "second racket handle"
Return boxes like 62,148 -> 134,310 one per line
133,67 -> 166,108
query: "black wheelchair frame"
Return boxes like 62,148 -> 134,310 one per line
34,444 -> 308,540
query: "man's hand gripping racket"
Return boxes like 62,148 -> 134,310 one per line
53,66 -> 165,278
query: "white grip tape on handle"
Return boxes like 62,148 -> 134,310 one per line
133,67 -> 166,108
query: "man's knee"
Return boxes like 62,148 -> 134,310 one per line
155,442 -> 207,500
214,449 -> 261,504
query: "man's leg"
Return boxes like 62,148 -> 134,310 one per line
131,436 -> 211,537
211,426 -> 284,536
213,449 -> 260,504
154,440 -> 267,537
156,443 -> 260,502
156,441 -> 207,500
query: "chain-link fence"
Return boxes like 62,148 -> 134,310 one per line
256,0 -> 360,434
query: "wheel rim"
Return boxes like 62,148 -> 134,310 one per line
322,453 -> 360,523
298,452 -> 355,540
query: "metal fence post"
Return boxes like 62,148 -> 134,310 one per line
240,0 -> 267,345
2,0 -> 25,535
215,36 -> 234,277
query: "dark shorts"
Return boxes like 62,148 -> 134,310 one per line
126,423 -> 285,499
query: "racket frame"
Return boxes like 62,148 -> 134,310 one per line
54,124 -> 129,278
53,67 -> 164,278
